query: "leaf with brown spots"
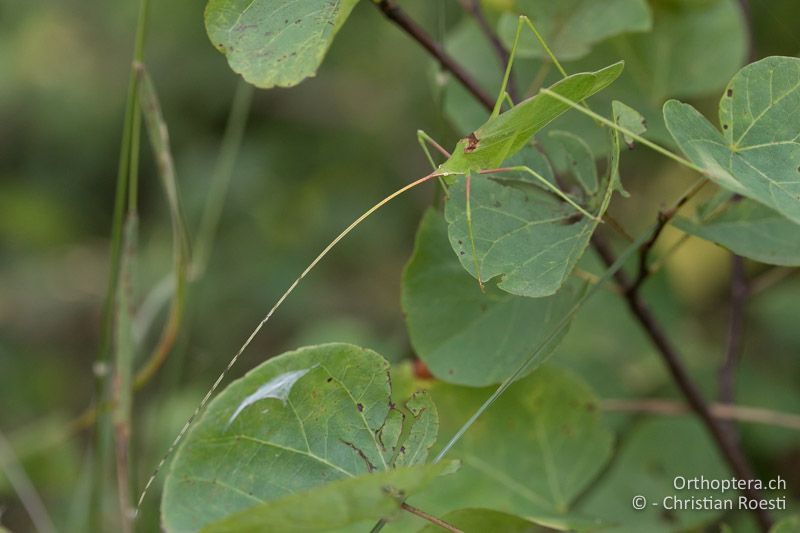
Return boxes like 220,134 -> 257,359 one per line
162,343 -> 442,531
205,0 -> 360,89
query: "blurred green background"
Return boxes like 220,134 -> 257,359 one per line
1,0 -> 798,531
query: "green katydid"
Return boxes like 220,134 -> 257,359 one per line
417,16 -> 622,288
135,15 -> 625,514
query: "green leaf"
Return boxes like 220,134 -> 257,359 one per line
580,418 -> 728,532
612,100 -> 646,150
203,463 -> 453,533
497,0 -> 652,61
565,0 -> 747,148
162,343 -> 440,531
664,56 -> 800,225
445,176 -> 597,297
547,131 -> 597,194
402,210 -> 582,386
396,366 -> 613,525
673,197 -> 800,266
491,145 -> 558,187
444,123 -> 618,300
416,509 -> 546,533
606,100 -> 646,198
204,0 -> 360,89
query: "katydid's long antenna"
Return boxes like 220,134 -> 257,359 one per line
134,171 -> 442,515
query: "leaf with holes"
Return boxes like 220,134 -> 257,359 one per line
205,0 -> 360,89
497,0 -> 652,61
664,56 -> 800,225
673,196 -> 800,267
387,365 -> 613,527
402,210 -> 582,386
161,343 -> 442,531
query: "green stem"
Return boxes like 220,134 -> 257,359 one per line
92,0 -> 150,529
521,16 -> 567,78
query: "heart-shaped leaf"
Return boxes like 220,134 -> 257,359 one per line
445,175 -> 600,298
205,0 -> 360,88
444,120 -> 618,299
389,365 -> 613,526
402,210 -> 582,386
664,56 -> 800,225
580,418 -> 728,532
162,343 -> 441,531
673,196 -> 800,266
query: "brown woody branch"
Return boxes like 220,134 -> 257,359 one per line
373,0 -> 494,110
457,0 -> 518,102
592,234 -> 771,531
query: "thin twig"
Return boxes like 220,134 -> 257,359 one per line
719,255 -> 748,406
372,0 -> 494,110
401,503 -> 464,533
0,429 -> 57,533
602,399 -> 800,431
630,183 -> 705,291
748,266 -> 798,297
457,0 -> 517,102
592,234 -> 772,531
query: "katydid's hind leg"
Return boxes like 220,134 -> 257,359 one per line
417,129 -> 451,196
465,173 -> 485,292
492,165 -> 601,222
521,16 -> 568,79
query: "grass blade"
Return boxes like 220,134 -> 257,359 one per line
192,81 -> 254,278
0,428 -> 56,533
133,66 -> 191,388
